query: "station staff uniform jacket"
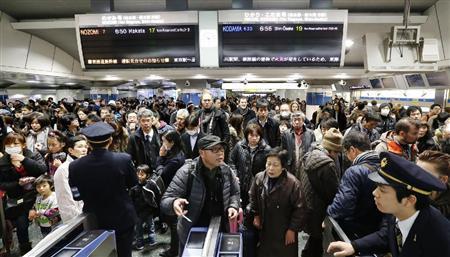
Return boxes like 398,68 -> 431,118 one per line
352,205 -> 450,257
69,148 -> 138,257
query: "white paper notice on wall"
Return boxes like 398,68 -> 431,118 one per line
200,30 -> 218,48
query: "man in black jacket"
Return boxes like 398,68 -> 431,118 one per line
197,91 -> 230,143
233,96 -> 256,129
127,109 -> 161,171
281,111 -> 316,175
248,98 -> 281,148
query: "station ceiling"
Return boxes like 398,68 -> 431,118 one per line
0,0 -> 440,20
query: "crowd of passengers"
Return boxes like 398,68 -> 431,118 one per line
0,91 -> 449,257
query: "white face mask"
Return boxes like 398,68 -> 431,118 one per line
5,146 -> 22,155
280,111 -> 290,117
186,129 -> 198,136
380,109 -> 390,116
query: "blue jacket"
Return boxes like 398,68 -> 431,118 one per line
353,206 -> 450,257
327,151 -> 383,238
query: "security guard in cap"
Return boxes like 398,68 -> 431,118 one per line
327,152 -> 450,257
69,122 -> 138,257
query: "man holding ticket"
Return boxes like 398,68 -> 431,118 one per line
161,135 -> 240,254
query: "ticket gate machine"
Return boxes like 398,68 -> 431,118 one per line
182,216 -> 242,257
24,214 -> 117,257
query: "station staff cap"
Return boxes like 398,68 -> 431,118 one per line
80,122 -> 114,143
368,152 -> 446,195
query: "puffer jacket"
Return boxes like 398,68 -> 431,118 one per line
160,158 -> 240,248
300,146 -> 339,237
327,151 -> 383,238
229,139 -> 270,207
281,125 -> 316,174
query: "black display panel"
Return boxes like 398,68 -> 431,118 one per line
405,74 -> 426,88
219,23 -> 344,67
425,71 -> 450,87
370,79 -> 383,89
79,25 -> 199,69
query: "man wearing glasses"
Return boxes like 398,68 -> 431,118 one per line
161,135 -> 240,254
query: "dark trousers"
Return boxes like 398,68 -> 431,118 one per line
13,213 -> 30,244
40,226 -> 52,237
301,235 -> 323,257
116,227 -> 135,257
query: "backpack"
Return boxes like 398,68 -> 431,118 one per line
142,159 -> 196,211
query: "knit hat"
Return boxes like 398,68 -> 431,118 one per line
321,128 -> 343,152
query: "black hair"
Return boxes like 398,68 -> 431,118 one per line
162,130 -> 182,157
393,185 -> 430,210
343,132 -> 371,152
357,102 -> 365,110
66,135 -> 87,150
320,118 -> 339,130
406,106 -> 422,116
256,98 -> 270,110
363,112 -> 382,123
86,113 -> 102,123
60,113 -> 78,130
430,103 -> 441,110
136,164 -> 151,176
35,174 -> 54,189
266,147 -> 288,169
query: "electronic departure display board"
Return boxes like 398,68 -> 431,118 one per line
75,12 -> 199,69
218,10 -> 347,67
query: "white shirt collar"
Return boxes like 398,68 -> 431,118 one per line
396,210 -> 420,245
143,129 -> 154,139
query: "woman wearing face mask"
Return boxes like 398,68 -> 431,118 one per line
156,130 -> 185,257
249,147 -> 305,257
376,103 -> 396,134
0,132 -> 47,255
53,136 -> 88,223
181,115 -> 205,160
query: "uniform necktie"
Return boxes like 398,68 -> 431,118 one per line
145,135 -> 150,142
395,222 -> 403,254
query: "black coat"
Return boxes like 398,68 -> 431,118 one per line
180,131 -> 206,160
248,117 -> 281,148
127,127 -> 161,171
229,139 -> 270,207
353,206 -> 450,257
0,149 -> 47,219
281,126 -> 316,174
197,109 -> 230,143
233,107 -> 256,129
156,151 -> 185,187
69,149 -> 138,233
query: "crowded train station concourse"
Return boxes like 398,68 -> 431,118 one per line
0,0 -> 450,256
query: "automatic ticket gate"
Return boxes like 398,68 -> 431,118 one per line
24,214 -> 117,257
182,216 -> 242,257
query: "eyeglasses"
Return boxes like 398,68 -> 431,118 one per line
207,146 -> 225,153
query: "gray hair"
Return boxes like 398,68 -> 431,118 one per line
176,109 -> 189,119
138,109 -> 154,120
291,111 -> 306,121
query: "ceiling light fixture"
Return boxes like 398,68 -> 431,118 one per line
345,39 -> 354,48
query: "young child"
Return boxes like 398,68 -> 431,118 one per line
45,131 -> 67,176
129,164 -> 157,250
28,175 -> 60,237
